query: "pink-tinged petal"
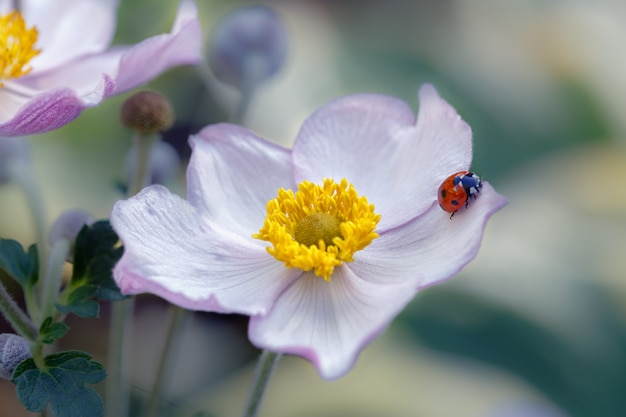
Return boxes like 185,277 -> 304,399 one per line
293,84 -> 474,231
111,185 -> 301,315
18,50 -> 122,99
292,93 -> 415,202
113,0 -> 203,93
188,124 -> 294,236
22,0 -> 119,72
377,84 -> 473,226
350,183 -> 508,288
0,81 -> 113,136
249,267 -> 417,380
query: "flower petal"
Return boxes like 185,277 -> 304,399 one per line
376,84 -> 473,227
113,0 -> 203,93
249,267 -> 417,380
188,124 -> 294,236
0,84 -> 113,136
23,0 -> 119,72
18,50 -> 121,100
350,183 -> 508,288
292,85 -> 473,230
292,93 -> 415,205
111,185 -> 301,315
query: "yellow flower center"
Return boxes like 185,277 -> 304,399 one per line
254,178 -> 381,281
0,11 -> 41,87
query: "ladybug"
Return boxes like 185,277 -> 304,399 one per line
438,171 -> 482,218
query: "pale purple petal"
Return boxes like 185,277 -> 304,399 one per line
111,185 -> 301,315
292,94 -> 415,214
350,183 -> 508,288
113,0 -> 203,93
249,267 -> 417,379
0,82 -> 113,136
292,85 -> 473,230
0,1 -> 201,136
18,50 -> 122,99
23,0 -> 119,72
377,84 -> 473,227
187,124 -> 293,236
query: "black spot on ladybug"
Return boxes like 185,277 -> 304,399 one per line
440,189 -> 447,198
451,199 -> 460,206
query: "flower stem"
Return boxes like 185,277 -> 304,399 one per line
230,55 -> 266,124
143,305 -> 188,417
106,130 -> 157,417
0,280 -> 37,341
40,239 -> 70,322
240,350 -> 281,417
105,298 -> 134,417
8,158 -> 47,325
129,132 -> 158,196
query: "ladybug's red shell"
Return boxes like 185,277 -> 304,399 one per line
438,171 -> 482,216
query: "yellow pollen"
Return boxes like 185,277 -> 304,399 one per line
253,178 -> 381,281
0,11 -> 41,87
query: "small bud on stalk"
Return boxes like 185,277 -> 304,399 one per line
120,91 -> 175,135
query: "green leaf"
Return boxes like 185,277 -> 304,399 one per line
0,239 -> 38,287
39,317 -> 69,344
13,350 -> 106,417
71,220 -> 125,301
56,221 -> 126,318
56,286 -> 100,318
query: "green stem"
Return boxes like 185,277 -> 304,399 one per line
143,305 -> 188,417
0,280 -> 37,341
40,239 -> 70,322
105,130 -> 157,417
230,55 -> 267,124
8,159 -> 47,324
240,350 -> 281,417
104,298 -> 134,417
130,132 -> 157,196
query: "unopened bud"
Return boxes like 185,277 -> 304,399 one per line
209,5 -> 288,88
48,209 -> 95,247
120,91 -> 175,134
0,333 -> 31,379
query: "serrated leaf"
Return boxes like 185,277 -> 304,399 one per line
0,239 -> 38,287
13,350 -> 106,417
39,317 -> 69,344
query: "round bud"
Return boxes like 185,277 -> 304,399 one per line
120,91 -> 175,134
0,137 -> 30,184
48,209 -> 95,247
0,333 -> 31,380
209,5 -> 288,88
125,141 -> 182,186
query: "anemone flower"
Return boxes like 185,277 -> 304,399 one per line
0,0 -> 201,136
111,84 -> 508,379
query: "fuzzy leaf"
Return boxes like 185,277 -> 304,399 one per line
39,317 -> 69,344
13,350 -> 106,417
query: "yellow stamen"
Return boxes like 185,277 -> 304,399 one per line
0,11 -> 41,87
253,178 -> 381,281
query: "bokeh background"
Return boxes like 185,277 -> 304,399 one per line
1,0 -> 626,416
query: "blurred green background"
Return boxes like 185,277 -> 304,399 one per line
1,0 -> 626,416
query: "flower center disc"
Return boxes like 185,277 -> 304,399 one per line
0,11 -> 41,86
254,178 -> 381,281
294,212 -> 341,248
